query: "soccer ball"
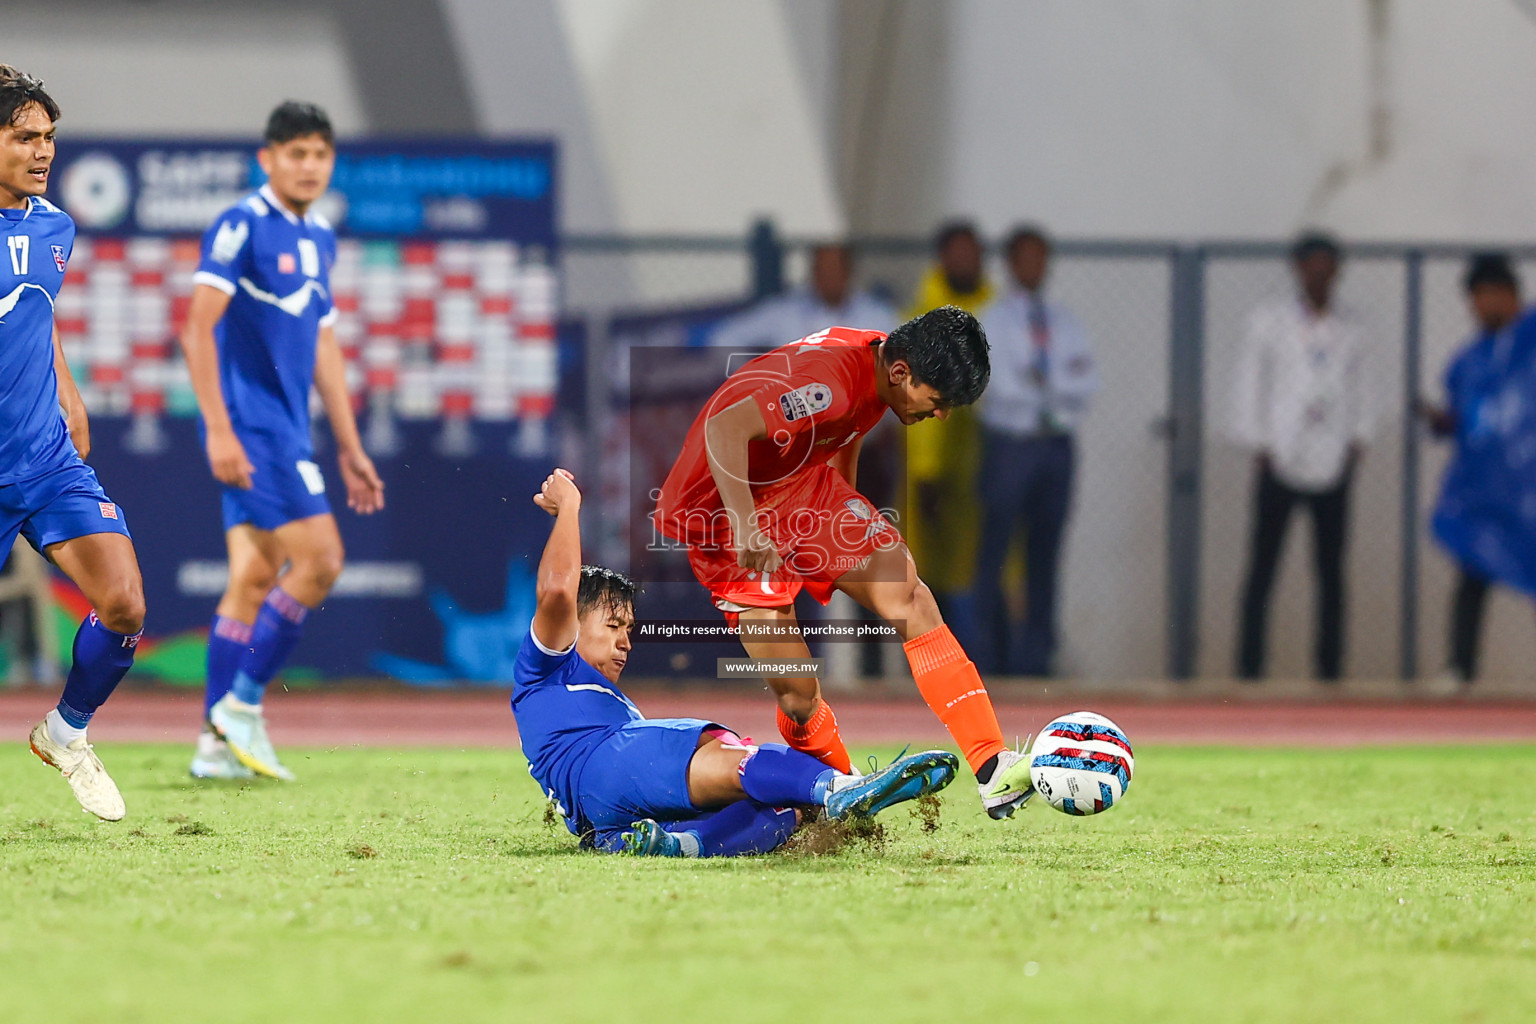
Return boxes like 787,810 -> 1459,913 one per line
1028,711 -> 1134,816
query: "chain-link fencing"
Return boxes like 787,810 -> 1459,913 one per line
564,229 -> 1536,684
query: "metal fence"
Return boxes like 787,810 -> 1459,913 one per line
562,226 -> 1536,683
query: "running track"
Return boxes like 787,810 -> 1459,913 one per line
3,687 -> 1535,747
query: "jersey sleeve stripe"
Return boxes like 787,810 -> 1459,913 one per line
191,270 -> 237,296
528,621 -> 576,656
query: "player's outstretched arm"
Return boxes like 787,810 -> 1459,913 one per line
703,398 -> 781,573
52,324 -> 90,459
314,323 -> 384,514
179,283 -> 254,489
531,468 -> 582,652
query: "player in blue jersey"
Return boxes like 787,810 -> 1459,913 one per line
1,66 -> 145,821
516,467 -> 959,858
178,102 -> 383,781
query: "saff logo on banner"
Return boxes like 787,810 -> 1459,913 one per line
58,152 -> 131,230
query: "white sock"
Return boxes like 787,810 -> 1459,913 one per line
675,832 -> 702,858
46,708 -> 86,748
826,773 -> 857,793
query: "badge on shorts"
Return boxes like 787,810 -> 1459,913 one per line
778,382 -> 834,422
843,498 -> 889,540
98,502 -> 118,520
296,460 -> 326,496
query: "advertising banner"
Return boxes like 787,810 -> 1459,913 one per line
51,138 -> 557,245
22,137 -> 566,687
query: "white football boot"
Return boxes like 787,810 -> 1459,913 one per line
209,693 -> 295,781
190,725 -> 255,780
29,718 -> 126,821
978,746 -> 1035,820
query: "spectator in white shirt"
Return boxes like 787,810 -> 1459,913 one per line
972,225 -> 1097,675
1231,232 -> 1376,681
709,242 -> 897,353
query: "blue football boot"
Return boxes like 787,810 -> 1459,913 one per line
622,819 -> 685,857
824,749 -> 960,820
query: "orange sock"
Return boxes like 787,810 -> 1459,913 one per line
776,700 -> 853,774
903,624 -> 1006,774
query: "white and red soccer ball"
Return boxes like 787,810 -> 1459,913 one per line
1029,711 -> 1134,816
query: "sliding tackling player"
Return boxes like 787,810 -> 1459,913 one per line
515,468 -> 957,857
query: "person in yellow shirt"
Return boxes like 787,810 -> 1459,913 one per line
904,221 -> 994,626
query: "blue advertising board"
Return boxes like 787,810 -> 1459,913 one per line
88,417 -> 561,683
30,136 -> 566,686
51,137 -> 557,244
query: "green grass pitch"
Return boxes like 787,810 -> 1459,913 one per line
3,742 -> 1534,1023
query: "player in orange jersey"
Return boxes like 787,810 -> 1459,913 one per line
656,307 -> 1033,819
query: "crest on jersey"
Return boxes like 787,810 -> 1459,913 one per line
778,382 -> 834,422
51,245 -> 66,272
209,219 -> 248,264
277,252 -> 297,274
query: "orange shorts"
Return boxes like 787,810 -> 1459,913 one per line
681,466 -> 905,615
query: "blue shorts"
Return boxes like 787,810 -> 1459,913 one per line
574,717 -> 716,831
222,449 -> 332,531
0,458 -> 132,557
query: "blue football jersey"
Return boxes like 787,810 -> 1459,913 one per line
510,626 -> 643,830
0,197 -> 78,484
193,184 -> 337,458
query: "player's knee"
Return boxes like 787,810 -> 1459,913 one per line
298,546 -> 344,593
901,579 -> 945,636
96,581 -> 146,635
688,741 -> 750,806
233,562 -> 280,598
907,578 -> 938,616
227,565 -> 279,612
868,575 -> 941,639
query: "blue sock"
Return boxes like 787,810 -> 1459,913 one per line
737,742 -> 840,807
230,588 -> 310,706
56,612 -> 141,729
680,800 -> 798,857
204,615 -> 253,715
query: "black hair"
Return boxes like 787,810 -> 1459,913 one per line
810,240 -> 853,262
882,305 -> 991,407
577,565 -> 637,619
264,101 -> 334,146
1005,223 -> 1052,255
1464,251 -> 1519,294
1291,231 -> 1341,264
933,219 -> 981,253
0,65 -> 60,128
